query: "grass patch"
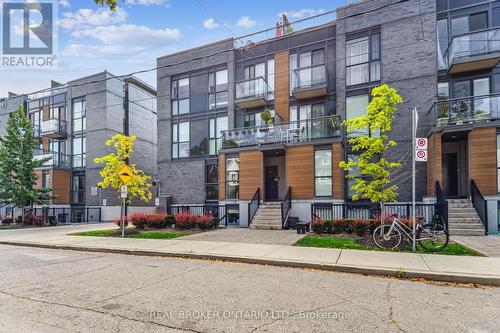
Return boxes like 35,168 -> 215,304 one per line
70,229 -> 189,239
0,225 -> 18,230
294,235 -> 483,256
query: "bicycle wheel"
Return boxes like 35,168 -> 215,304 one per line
416,223 -> 449,251
372,225 -> 402,249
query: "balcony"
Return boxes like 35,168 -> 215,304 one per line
235,77 -> 269,109
221,115 -> 341,149
431,93 -> 500,127
444,27 -> 500,74
292,64 -> 328,100
41,118 -> 68,138
33,150 -> 70,168
32,124 -> 41,139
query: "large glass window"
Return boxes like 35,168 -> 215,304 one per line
190,118 -> 208,157
437,19 -> 448,69
209,116 -> 228,156
225,156 -> 240,199
172,121 -> 190,158
205,161 -> 219,201
209,69 -> 228,110
71,174 -> 85,204
346,95 -> 369,137
497,134 -> 500,193
171,78 -> 190,116
346,32 -> 380,86
72,136 -> 86,168
72,98 -> 86,132
315,148 -> 332,197
290,50 -> 326,91
42,171 -> 50,189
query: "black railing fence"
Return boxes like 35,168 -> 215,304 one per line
281,187 -> 291,229
170,204 -> 227,227
1,207 -> 101,223
248,188 -> 260,227
311,202 -> 436,223
470,180 -> 488,234
435,181 -> 449,230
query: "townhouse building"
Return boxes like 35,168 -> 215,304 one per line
0,71 -> 157,221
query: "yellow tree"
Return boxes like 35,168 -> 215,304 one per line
94,134 -> 152,203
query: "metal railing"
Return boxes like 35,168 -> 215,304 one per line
470,180 -> 488,234
281,187 -> 291,229
6,207 -> 102,223
33,149 -> 71,168
247,188 -> 260,228
235,77 -> 269,100
444,27 -> 500,67
311,202 -> 436,223
431,93 -> 500,126
293,64 -> 327,90
41,118 -> 68,135
170,204 -> 227,227
221,115 -> 341,149
435,181 -> 448,230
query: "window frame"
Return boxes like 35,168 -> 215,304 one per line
205,159 -> 219,202
345,29 -> 381,87
314,146 -> 333,197
172,121 -> 190,159
225,154 -> 240,200
209,115 -> 228,156
171,77 -> 190,116
209,69 -> 229,111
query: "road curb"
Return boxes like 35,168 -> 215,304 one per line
1,240 -> 499,287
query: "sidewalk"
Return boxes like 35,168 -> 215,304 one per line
1,223 -> 499,286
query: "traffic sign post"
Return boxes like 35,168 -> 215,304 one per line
117,165 -> 134,238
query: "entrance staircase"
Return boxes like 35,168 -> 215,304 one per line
447,199 -> 486,236
250,202 -> 283,230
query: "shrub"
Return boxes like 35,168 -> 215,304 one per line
113,216 -> 129,228
15,215 -> 22,224
47,216 -> 57,226
353,219 -> 370,237
311,219 -> 325,233
22,213 -> 43,226
129,212 -> 149,229
1,217 -> 14,225
323,219 -> 334,233
196,214 -> 215,230
174,211 -> 197,229
32,215 -> 44,226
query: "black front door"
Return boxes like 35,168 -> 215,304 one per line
443,153 -> 458,197
265,166 -> 279,201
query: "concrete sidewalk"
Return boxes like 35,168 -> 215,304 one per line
1,223 -> 499,286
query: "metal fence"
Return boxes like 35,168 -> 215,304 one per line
170,204 -> 227,227
311,202 -> 436,222
2,207 -> 101,223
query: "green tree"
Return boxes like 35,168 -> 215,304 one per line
95,0 -> 119,10
0,106 -> 52,221
339,84 -> 403,203
94,134 -> 152,203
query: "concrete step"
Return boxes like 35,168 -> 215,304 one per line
448,210 -> 478,216
448,229 -> 485,236
250,224 -> 282,230
448,217 -> 482,223
448,204 -> 474,209
448,214 -> 480,219
447,199 -> 471,204
448,222 -> 485,229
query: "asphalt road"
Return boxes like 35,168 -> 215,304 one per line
0,244 -> 498,333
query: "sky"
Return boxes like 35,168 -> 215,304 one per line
0,0 -> 345,97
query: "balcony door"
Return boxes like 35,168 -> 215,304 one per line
452,77 -> 490,120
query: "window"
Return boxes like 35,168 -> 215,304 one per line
290,104 -> 325,139
497,134 -> 500,192
315,148 -> 332,196
172,121 -> 189,158
290,50 -> 326,90
72,98 -> 86,132
346,32 -> 380,86
190,118 -> 208,157
209,69 -> 228,110
72,136 -> 86,168
205,161 -> 219,201
437,19 -> 448,69
346,154 -> 362,199
346,95 -> 369,137
71,174 -> 85,204
171,78 -> 189,116
42,171 -> 50,189
225,156 -> 239,199
209,116 -> 228,156
267,59 -> 275,100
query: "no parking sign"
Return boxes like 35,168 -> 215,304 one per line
415,138 -> 427,162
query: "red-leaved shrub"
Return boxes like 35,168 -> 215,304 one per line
174,211 -> 197,229
1,216 -> 14,225
113,216 -> 129,227
311,219 -> 325,233
129,212 -> 150,229
196,214 -> 215,230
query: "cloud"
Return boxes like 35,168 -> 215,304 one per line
59,8 -> 127,30
203,18 -> 219,29
237,16 -> 256,28
125,0 -> 168,5
286,8 -> 326,19
64,24 -> 181,57
59,0 -> 70,8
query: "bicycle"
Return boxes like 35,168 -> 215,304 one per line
372,214 -> 449,251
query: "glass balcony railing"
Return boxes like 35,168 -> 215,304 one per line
293,64 -> 327,90
431,93 -> 500,126
41,118 -> 68,136
235,77 -> 269,101
33,150 -> 70,168
221,115 -> 341,149
32,124 -> 41,138
444,27 -> 500,68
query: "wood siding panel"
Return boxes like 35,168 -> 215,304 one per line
42,105 -> 50,121
51,169 -> 70,204
427,132 -> 442,196
286,145 -> 314,199
469,128 -> 497,195
42,137 -> 49,152
239,151 -> 263,200
275,50 -> 289,122
332,143 -> 344,199
34,171 -> 42,189
218,153 -> 225,201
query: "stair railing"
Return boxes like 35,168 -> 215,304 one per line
435,181 -> 448,230
470,179 -> 488,234
247,188 -> 260,228
281,187 -> 292,229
